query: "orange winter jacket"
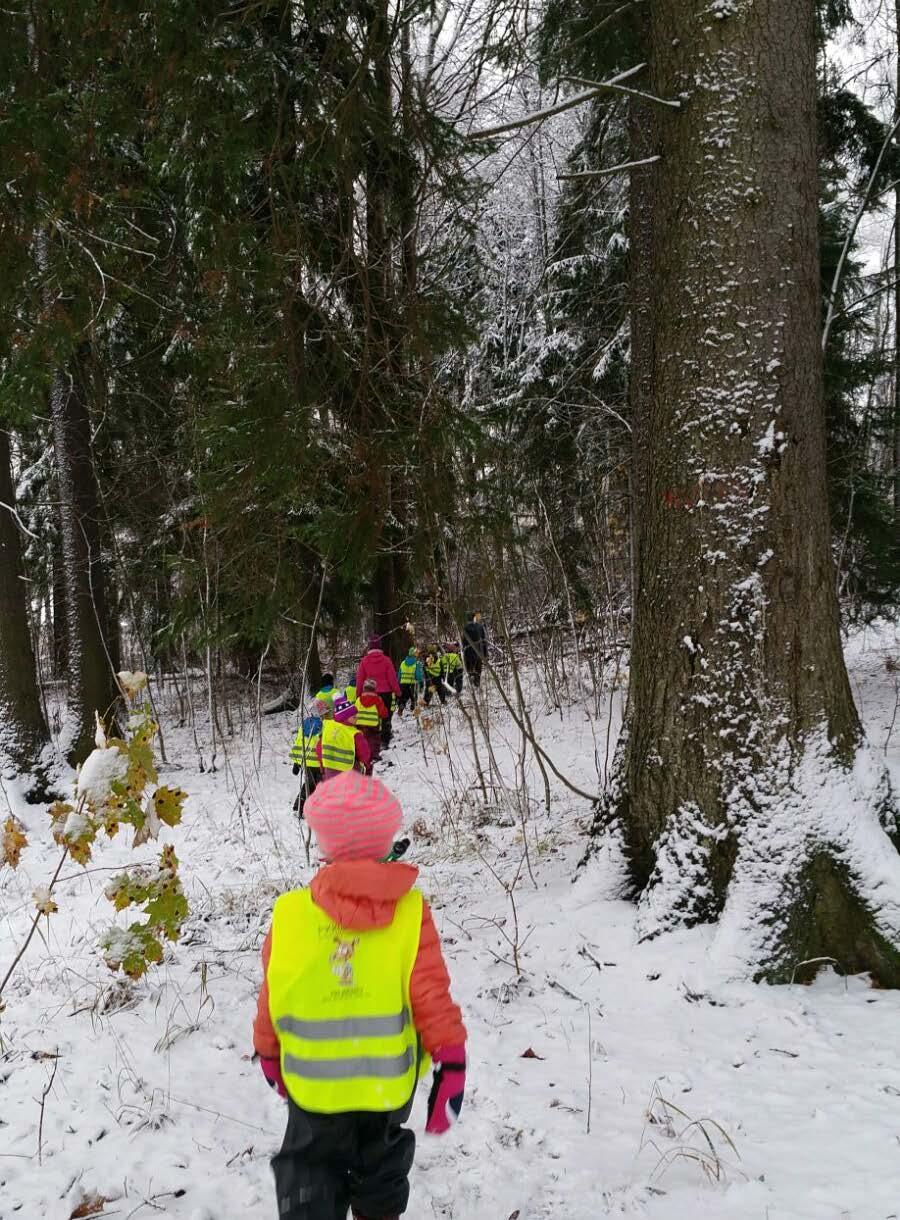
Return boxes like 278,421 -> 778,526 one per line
253,861 -> 466,1061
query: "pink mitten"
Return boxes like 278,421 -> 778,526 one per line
259,1055 -> 287,1098
425,1045 -> 466,1135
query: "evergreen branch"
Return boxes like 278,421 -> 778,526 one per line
822,110 -> 900,352
568,0 -> 648,49
468,63 -> 648,140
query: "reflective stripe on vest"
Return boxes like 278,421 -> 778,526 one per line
399,659 -> 418,683
354,699 -> 380,727
425,660 -> 441,677
320,721 -> 358,771
267,888 -> 429,1113
290,728 -> 321,768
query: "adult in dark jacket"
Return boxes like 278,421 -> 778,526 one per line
462,612 -> 487,689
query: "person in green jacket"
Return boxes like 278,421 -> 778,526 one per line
396,648 -> 423,715
443,645 -> 463,695
423,647 -> 446,706
314,672 -> 341,706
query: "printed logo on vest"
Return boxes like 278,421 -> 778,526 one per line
329,936 -> 359,986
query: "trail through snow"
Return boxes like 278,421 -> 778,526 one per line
2,631 -> 900,1219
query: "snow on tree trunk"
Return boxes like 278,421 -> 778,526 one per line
0,428 -> 53,797
51,348 -> 120,765
600,0 -> 900,984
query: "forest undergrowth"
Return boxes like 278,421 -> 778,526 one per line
2,629 -> 899,1220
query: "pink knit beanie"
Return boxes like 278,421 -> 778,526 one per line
305,771 -> 402,861
332,695 -> 357,724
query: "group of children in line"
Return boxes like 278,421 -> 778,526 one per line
253,628 -> 470,1218
290,634 -> 475,819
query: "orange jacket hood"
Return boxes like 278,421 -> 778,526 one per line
310,860 -> 419,930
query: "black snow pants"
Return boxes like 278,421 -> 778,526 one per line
397,684 -> 417,715
376,693 -> 395,747
272,1096 -> 415,1220
463,650 -> 483,689
293,768 -> 321,819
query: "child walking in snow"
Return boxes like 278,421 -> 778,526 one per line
317,697 -> 372,778
396,648 -> 423,715
253,771 -> 467,1220
354,678 -> 389,765
290,699 -> 328,817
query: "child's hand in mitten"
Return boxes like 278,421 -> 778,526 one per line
259,1056 -> 287,1098
425,1045 -> 465,1135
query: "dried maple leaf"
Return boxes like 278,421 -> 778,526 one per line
69,1195 -> 109,1218
33,887 -> 59,916
2,817 -> 27,869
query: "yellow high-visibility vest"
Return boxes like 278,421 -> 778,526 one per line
290,726 -> 321,769
267,888 -> 429,1113
345,685 -> 357,703
354,698 -> 380,728
320,720 -> 359,771
444,652 -> 462,673
425,658 -> 442,678
399,658 -> 418,684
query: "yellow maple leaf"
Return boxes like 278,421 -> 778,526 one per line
68,838 -> 93,866
2,817 -> 28,869
153,786 -> 186,827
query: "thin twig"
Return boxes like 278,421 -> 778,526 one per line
37,1055 -> 59,1166
558,156 -> 660,181
0,846 -> 70,1002
469,64 -> 648,140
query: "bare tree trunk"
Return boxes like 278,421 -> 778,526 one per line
894,0 -> 900,532
51,346 -> 120,763
51,522 -> 68,677
597,0 -> 900,984
627,83 -> 654,638
0,428 -> 53,797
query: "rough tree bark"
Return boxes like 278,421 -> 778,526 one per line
51,347 -> 120,764
366,0 -> 406,666
598,0 -> 900,984
0,428 -> 53,797
894,0 -> 900,533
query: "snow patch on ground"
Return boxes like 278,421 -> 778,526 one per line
2,633 -> 900,1218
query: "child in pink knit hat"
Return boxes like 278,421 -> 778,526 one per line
253,771 -> 466,1220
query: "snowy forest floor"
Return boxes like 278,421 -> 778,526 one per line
2,630 -> 900,1220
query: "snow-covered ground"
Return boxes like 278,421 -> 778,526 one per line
2,632 -> 900,1220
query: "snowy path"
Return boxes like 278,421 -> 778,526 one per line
2,635 -> 900,1219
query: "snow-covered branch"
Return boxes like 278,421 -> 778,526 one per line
468,63 -> 648,140
558,156 -> 661,181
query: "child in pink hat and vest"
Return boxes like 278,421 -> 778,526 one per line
253,771 -> 466,1220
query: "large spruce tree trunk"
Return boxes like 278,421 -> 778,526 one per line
51,347 -> 120,764
627,82 -> 654,628
602,0 -> 900,983
0,429 -> 53,797
366,0 -> 406,666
